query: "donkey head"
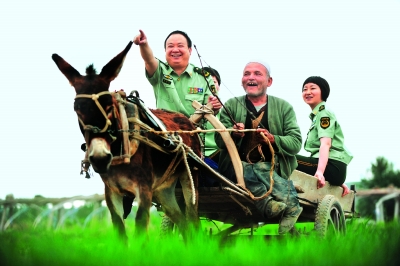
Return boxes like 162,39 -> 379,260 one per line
52,42 -> 133,173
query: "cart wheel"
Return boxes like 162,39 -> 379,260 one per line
314,195 -> 346,237
160,215 -> 175,237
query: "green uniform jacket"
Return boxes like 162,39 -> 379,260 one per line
305,101 -> 353,164
215,95 -> 302,179
146,59 -> 215,117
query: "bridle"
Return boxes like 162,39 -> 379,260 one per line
75,91 -> 122,179
75,89 -> 186,170
75,91 -> 113,134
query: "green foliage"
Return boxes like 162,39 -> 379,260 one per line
1,221 -> 400,265
357,157 -> 400,220
360,157 -> 400,188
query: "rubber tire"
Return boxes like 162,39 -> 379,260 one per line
160,215 -> 175,237
314,195 -> 346,237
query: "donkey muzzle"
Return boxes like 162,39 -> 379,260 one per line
88,138 -> 112,173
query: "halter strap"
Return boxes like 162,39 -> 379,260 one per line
75,91 -> 112,133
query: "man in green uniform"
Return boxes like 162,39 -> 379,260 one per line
133,30 -> 221,117
215,61 -> 303,234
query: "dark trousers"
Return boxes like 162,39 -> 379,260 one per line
222,161 -> 300,218
242,161 -> 299,210
296,155 -> 347,186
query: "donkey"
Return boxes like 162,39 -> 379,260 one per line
52,41 -> 200,240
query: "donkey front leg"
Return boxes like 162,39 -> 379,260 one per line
134,184 -> 153,234
104,185 -> 127,241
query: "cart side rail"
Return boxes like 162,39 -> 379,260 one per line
290,170 -> 355,213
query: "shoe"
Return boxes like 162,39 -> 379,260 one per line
278,206 -> 303,235
265,200 -> 287,219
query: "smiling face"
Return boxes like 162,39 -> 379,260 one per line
165,34 -> 192,72
242,62 -> 272,98
302,82 -> 323,109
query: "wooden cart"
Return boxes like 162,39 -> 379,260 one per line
163,166 -> 356,237
159,101 -> 356,237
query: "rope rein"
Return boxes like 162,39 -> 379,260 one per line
119,128 -> 266,134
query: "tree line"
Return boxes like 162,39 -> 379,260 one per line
357,156 -> 400,221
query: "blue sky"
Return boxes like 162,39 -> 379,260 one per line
1,0 -> 400,198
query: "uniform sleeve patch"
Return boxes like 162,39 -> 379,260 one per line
320,117 -> 330,129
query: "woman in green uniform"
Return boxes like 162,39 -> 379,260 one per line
296,76 -> 353,196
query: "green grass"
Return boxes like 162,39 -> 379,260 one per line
1,217 -> 399,266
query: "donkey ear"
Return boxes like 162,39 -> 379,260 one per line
52,54 -> 82,85
99,41 -> 133,82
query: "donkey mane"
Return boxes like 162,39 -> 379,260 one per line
86,64 -> 97,76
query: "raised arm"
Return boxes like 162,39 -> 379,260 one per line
133,29 -> 158,76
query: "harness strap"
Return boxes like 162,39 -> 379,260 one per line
114,93 -> 130,164
152,149 -> 183,190
229,195 -> 252,216
127,117 -> 153,131
75,91 -> 112,133
130,134 -> 170,154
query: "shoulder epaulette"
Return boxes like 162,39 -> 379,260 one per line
193,67 -> 210,77
210,85 -> 216,93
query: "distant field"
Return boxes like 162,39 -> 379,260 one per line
1,217 -> 399,266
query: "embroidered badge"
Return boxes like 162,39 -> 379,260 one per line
164,75 -> 172,80
193,67 -> 209,77
319,105 -> 325,111
188,87 -> 204,94
210,85 -> 216,93
320,117 -> 330,129
162,79 -> 171,85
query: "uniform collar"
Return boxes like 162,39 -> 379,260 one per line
165,62 -> 194,77
309,101 -> 326,120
